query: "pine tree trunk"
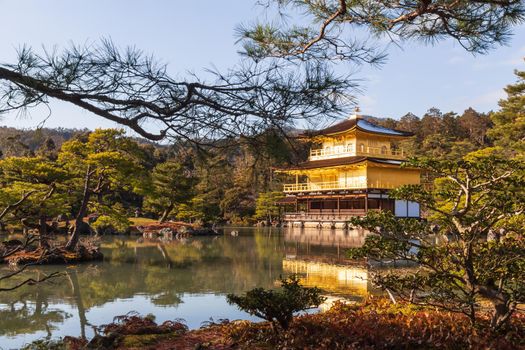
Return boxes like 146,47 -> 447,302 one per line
159,202 -> 174,223
67,271 -> 88,339
490,297 -> 514,330
65,167 -> 92,251
38,215 -> 50,249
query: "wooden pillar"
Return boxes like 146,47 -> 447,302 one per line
337,197 -> 340,214
364,192 -> 368,213
306,198 -> 309,213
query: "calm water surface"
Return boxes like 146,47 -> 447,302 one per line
0,227 -> 370,349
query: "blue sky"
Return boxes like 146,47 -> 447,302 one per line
1,0 -> 524,131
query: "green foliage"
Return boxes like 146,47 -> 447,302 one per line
239,1 -> 525,62
349,151 -> 525,330
92,215 -> 131,235
227,275 -> 325,331
59,129 -> 147,192
488,66 -> 525,158
60,129 -> 147,217
143,160 -> 196,222
255,191 -> 284,221
0,156 -> 70,230
220,187 -> 255,221
20,339 -> 67,350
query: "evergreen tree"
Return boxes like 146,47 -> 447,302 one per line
0,156 -> 69,247
143,160 -> 196,223
255,191 -> 285,222
488,67 -> 525,157
459,107 -> 492,146
349,149 -> 525,330
58,129 -> 146,250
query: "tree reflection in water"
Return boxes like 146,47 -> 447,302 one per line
0,227 -> 373,347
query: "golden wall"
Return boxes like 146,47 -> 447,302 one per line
356,132 -> 392,151
366,166 -> 421,189
308,166 -> 366,184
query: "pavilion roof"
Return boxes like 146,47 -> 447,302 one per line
277,156 -> 404,172
300,115 -> 413,138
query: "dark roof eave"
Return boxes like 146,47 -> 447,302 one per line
276,156 -> 408,172
298,118 -> 414,138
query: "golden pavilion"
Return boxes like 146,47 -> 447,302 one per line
277,111 -> 421,228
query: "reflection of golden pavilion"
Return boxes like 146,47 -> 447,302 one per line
283,258 -> 369,300
285,226 -> 367,248
277,111 -> 421,227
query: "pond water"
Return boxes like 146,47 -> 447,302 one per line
0,227 -> 370,349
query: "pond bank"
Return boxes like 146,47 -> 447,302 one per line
0,228 -> 401,347
27,299 -> 525,350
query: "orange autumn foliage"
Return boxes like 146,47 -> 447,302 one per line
61,298 -> 525,350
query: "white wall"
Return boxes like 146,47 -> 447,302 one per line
395,200 -> 420,218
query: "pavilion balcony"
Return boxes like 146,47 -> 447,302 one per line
283,180 -> 397,193
309,146 -> 407,161
309,145 -> 354,160
355,147 -> 407,159
283,211 -> 367,222
284,180 -> 365,193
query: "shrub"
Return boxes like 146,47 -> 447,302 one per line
92,215 -> 130,235
227,275 -> 325,332
225,298 -> 525,350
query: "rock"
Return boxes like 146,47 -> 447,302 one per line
85,332 -> 120,349
230,230 -> 239,236
159,227 -> 175,240
177,225 -> 193,234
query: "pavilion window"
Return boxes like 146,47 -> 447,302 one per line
324,200 -> 338,210
310,201 -> 322,210
340,200 -> 352,210
368,198 -> 381,209
351,198 -> 365,210
380,199 -> 395,213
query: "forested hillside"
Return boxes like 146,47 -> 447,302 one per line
0,100 -> 510,225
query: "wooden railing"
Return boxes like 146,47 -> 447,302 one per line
283,211 -> 367,221
309,145 -> 353,160
309,145 -> 407,161
283,180 -> 397,193
283,180 -> 366,193
356,147 -> 406,159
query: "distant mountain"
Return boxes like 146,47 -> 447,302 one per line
0,125 -> 165,158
